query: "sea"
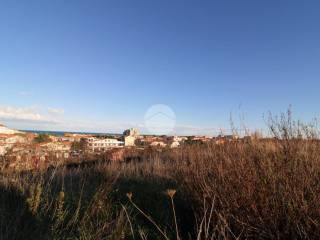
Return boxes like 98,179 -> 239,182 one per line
22,130 -> 122,137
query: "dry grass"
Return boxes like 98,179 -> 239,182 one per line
0,113 -> 320,239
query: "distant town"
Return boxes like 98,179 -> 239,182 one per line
0,123 -> 258,171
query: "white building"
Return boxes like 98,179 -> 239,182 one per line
41,142 -> 72,152
150,141 -> 167,147
0,135 -> 27,156
0,144 -> 8,156
123,128 -> 139,146
87,138 -> 124,152
173,136 -> 187,142
123,128 -> 139,137
0,124 -> 21,135
124,135 -> 136,147
170,141 -> 180,148
4,135 -> 28,144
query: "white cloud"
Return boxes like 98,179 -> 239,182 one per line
0,106 -> 58,124
48,107 -> 65,115
52,119 -> 138,133
173,124 -> 226,136
0,105 -> 238,136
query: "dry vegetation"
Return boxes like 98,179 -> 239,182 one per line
1,113 -> 320,239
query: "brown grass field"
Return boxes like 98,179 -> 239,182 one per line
0,113 -> 320,239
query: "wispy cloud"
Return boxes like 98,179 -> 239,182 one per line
0,106 -> 58,124
48,107 -> 65,115
51,119 -> 138,133
173,124 -> 231,136
0,105 -> 241,135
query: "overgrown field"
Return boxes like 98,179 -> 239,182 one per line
1,116 -> 320,239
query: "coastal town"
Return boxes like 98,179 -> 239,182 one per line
0,123 -> 255,171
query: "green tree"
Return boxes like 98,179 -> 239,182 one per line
34,134 -> 50,143
71,138 -> 87,151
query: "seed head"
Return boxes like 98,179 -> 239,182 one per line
166,189 -> 176,198
126,192 -> 133,201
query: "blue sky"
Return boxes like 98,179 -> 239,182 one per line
0,0 -> 319,135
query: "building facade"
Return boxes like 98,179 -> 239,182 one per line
87,138 -> 124,152
123,128 -> 139,137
